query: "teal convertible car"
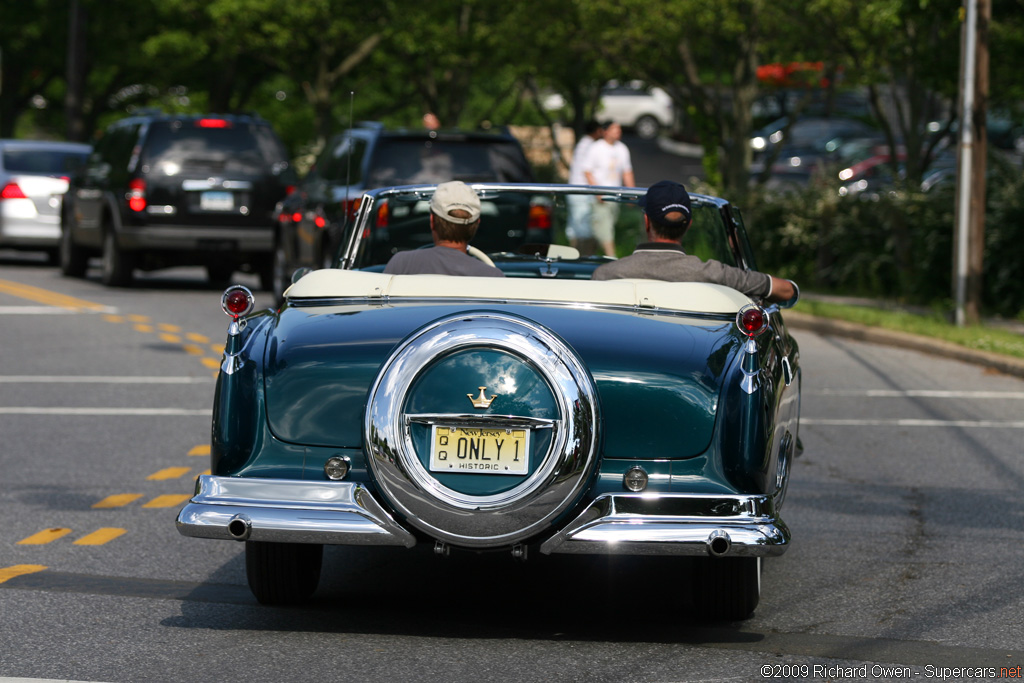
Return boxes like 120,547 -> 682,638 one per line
176,183 -> 801,620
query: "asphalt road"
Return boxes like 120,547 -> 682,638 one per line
1,251 -> 1022,683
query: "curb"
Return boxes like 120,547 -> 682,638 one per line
784,311 -> 1024,380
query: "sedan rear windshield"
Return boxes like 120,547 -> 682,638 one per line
366,139 -> 534,188
3,149 -> 89,175
141,121 -> 287,174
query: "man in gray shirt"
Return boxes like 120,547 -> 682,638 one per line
592,180 -> 795,303
384,180 -> 505,277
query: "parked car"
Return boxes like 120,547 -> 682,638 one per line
0,139 -> 91,263
61,113 -> 295,287
751,116 -> 877,159
177,182 -> 802,620
597,80 -> 674,139
271,123 -> 538,302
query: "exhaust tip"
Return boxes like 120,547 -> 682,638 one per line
707,530 -> 731,557
227,515 -> 251,541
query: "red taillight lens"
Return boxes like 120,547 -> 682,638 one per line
528,204 -> 552,230
375,199 -> 389,228
284,185 -> 296,196
197,118 -> 231,128
127,178 -> 146,212
314,215 -> 326,229
1,182 -> 27,200
221,285 -> 254,318
291,212 -> 302,223
736,305 -> 769,337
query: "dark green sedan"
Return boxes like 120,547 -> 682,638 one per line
177,183 -> 801,621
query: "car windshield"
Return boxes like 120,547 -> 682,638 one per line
344,185 -> 740,279
365,139 -> 534,188
3,148 -> 89,176
141,121 -> 287,174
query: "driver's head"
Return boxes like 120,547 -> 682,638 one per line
641,180 -> 693,241
430,180 -> 482,242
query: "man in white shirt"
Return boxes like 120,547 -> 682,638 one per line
565,120 -> 604,253
583,122 -> 635,257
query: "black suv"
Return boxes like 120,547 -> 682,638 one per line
271,123 -> 537,300
61,113 -> 295,287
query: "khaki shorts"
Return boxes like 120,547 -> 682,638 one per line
591,201 -> 620,244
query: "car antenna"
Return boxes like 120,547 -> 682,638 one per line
337,91 -> 355,267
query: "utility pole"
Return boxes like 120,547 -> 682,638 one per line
954,0 -> 990,326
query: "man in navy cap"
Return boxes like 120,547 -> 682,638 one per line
591,180 -> 795,303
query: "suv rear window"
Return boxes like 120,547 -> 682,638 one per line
366,138 -> 533,187
140,121 -> 288,174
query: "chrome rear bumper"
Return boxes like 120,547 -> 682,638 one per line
176,476 -> 788,558
175,475 -> 416,547
540,493 -> 790,557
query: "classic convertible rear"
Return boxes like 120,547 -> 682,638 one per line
177,183 -> 801,620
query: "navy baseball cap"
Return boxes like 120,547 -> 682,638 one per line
640,180 -> 692,227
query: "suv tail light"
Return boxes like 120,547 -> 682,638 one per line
197,118 -> 232,129
127,178 -> 147,212
1,182 -> 27,200
375,199 -> 388,228
528,203 -> 552,230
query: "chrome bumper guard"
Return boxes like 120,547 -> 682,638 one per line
175,475 -> 416,548
539,493 -> 790,557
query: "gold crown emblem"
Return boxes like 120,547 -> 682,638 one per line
468,386 -> 497,409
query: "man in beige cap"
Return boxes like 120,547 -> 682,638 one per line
384,181 -> 505,277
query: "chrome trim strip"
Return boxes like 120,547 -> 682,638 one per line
288,295 -> 735,321
175,475 -> 416,547
539,494 -> 790,557
406,413 -> 556,429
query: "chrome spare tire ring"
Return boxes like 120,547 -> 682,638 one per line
365,312 -> 600,548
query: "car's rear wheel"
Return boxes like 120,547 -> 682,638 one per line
691,556 -> 761,621
634,115 -> 661,139
245,541 -> 323,605
101,229 -> 134,287
60,221 -> 88,278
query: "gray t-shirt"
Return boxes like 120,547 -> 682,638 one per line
384,245 -> 505,277
591,243 -> 771,298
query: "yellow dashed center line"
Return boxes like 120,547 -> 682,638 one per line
187,333 -> 210,343
143,494 -> 192,508
147,467 -> 191,481
0,565 -> 47,583
158,324 -> 181,332
188,445 -> 211,457
201,357 -> 220,369
18,528 -> 72,545
93,493 -> 143,509
160,333 -> 182,343
74,528 -> 126,546
134,324 -> 154,333
127,314 -> 150,323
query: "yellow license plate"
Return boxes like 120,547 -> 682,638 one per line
429,425 -> 530,475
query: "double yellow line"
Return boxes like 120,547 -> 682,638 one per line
0,278 -> 109,312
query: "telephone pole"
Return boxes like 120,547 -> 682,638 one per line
954,0 -> 990,327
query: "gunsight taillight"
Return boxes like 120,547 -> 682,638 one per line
221,285 -> 254,320
736,304 -> 769,338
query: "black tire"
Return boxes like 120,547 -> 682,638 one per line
206,264 -> 235,287
60,221 -> 88,278
691,557 -> 761,621
100,229 -> 134,287
245,541 -> 323,605
634,115 -> 661,140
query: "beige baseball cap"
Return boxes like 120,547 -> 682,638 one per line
429,181 -> 481,224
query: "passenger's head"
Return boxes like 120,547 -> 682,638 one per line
641,180 -> 693,241
585,120 -> 604,138
430,180 -> 482,242
603,122 -> 622,142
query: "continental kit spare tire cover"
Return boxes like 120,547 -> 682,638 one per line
365,311 -> 600,548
